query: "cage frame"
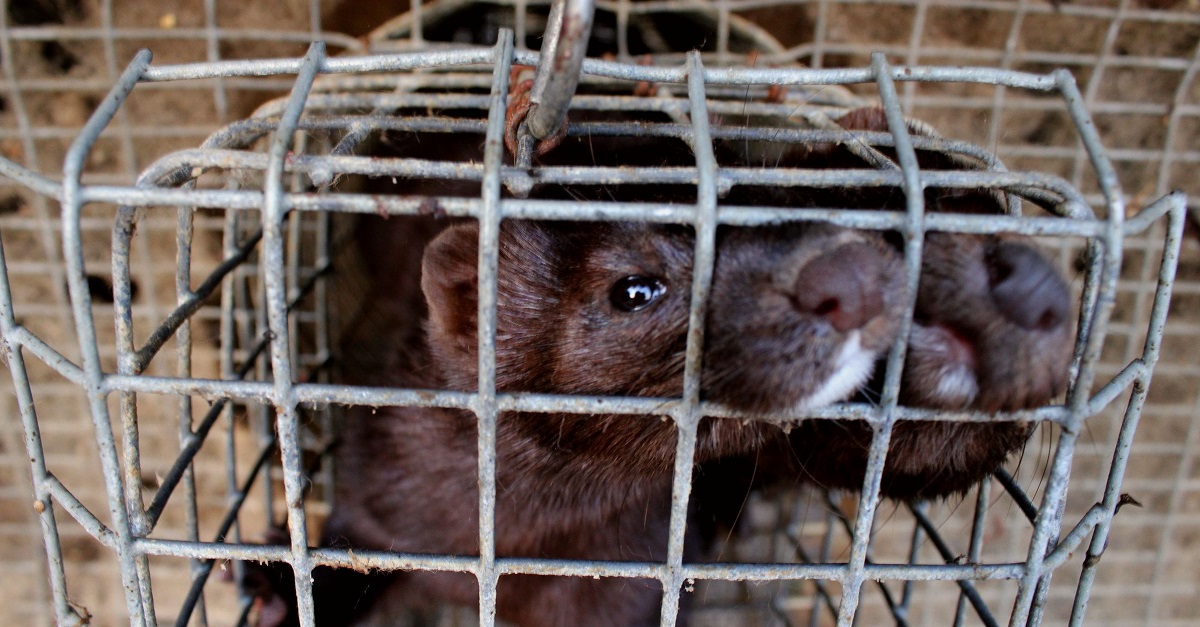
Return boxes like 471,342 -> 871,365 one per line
0,20 -> 1189,627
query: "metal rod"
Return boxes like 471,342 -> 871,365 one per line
471,29 -> 517,627
258,40 -> 326,627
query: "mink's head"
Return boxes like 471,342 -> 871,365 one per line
791,228 -> 1073,500
905,232 -> 1072,413
420,218 -> 906,420
778,107 -> 1075,499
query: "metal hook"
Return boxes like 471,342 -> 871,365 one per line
525,0 -> 594,141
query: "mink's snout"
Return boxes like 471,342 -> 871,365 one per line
793,242 -> 886,333
987,242 -> 1071,332
703,227 -> 906,414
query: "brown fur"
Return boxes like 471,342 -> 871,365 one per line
249,104 -> 1073,625
320,217 -> 906,626
248,118 -> 911,625
712,107 -> 1074,500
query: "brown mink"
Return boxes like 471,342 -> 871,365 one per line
246,125 -> 910,626
705,107 -> 1074,501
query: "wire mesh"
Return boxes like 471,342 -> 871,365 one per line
0,1 -> 1197,626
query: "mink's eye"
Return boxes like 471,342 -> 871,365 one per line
609,276 -> 667,312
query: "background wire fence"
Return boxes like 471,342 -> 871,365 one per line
0,1 -> 1197,626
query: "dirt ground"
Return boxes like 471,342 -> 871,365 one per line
1,0 -> 1199,625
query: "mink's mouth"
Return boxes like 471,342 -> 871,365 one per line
793,331 -> 878,411
905,322 -> 980,408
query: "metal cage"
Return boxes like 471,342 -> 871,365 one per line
0,1 -> 1197,626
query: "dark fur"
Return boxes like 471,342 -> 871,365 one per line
320,218 -> 904,626
248,122 -> 909,625
248,104 -> 1073,624
709,107 -> 1074,500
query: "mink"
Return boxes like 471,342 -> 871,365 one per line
699,107 -> 1074,502
246,125 -> 910,626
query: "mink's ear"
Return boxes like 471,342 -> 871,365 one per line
421,222 -> 480,348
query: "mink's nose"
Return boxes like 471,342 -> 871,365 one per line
987,242 -> 1071,331
793,242 -> 885,333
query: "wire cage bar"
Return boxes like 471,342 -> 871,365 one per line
0,2 -> 1192,626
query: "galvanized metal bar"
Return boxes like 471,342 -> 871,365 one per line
125,117 -> 1019,177
217,205 -> 247,613
0,18 -> 73,617
76,191 -> 1115,241
5,326 -> 86,385
126,124 -> 1094,212
657,50 -> 718,627
312,211 -> 335,514
714,0 -> 731,64
1069,196 -> 1186,626
93,161 -> 1094,219
836,51 -> 926,627
285,151 -> 304,402
1146,48 -> 1200,608
141,257 -> 323,531
102,32 -> 169,625
1124,191 -> 1186,235
0,236 -> 84,626
1099,4 -> 1156,506
173,187 -> 209,626
811,0 -> 829,68
60,48 -> 154,627
472,29 -> 517,627
898,0 -> 929,110
707,64 -> 1059,91
994,468 -> 1040,524
1056,15 -> 1143,548
1140,43 -> 1200,624
1067,238 -> 1104,419
900,502 -> 925,618
111,203 -> 150,545
253,261 -> 276,529
523,558 -> 1030,582
1039,505 -> 1108,572
258,40 -> 326,627
202,0 -> 229,122
95,373 -> 1079,426
42,473 -> 118,549
909,501 -> 1000,627
141,48 -> 495,81
0,156 -> 60,197
1055,68 -> 1128,409
1009,67 -> 1128,627
955,480 -> 994,627
810,501 -> 841,627
132,229 -> 264,372
822,490 -> 911,626
1086,360 -> 1148,416
173,437 -> 278,627
129,535 -> 1029,582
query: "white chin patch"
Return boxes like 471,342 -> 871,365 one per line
794,331 -> 877,411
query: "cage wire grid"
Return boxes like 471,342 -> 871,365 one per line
0,1 -> 1198,627
0,9 -> 1189,625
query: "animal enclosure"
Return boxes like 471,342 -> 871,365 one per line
0,1 -> 1198,626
